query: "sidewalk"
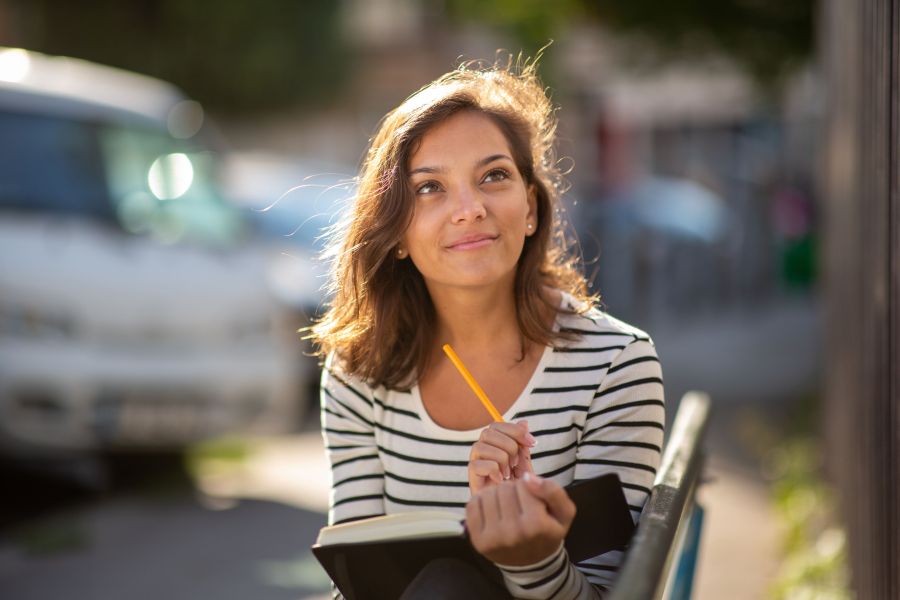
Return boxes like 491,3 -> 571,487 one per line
693,455 -> 785,599
651,294 -> 821,599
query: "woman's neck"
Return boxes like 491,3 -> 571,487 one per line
429,285 -> 522,353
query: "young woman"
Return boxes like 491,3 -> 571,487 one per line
312,58 -> 665,599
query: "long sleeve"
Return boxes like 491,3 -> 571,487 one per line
498,337 -> 665,598
498,543 -> 607,599
320,354 -> 386,526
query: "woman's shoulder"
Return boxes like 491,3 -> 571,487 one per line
322,351 -> 381,400
551,294 -> 663,401
555,291 -> 654,346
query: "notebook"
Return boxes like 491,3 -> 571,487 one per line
312,473 -> 636,600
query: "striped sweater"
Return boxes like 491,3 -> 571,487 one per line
320,296 -> 665,599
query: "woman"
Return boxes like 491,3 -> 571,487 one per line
312,57 -> 664,599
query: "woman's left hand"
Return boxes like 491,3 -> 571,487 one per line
465,472 -> 576,567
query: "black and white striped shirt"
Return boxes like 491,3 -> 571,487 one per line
321,295 -> 665,599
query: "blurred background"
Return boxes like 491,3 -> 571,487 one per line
0,0 -> 877,598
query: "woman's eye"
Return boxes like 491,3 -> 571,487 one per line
415,181 -> 441,194
483,168 -> 511,183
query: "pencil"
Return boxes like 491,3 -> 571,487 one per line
441,343 -> 504,422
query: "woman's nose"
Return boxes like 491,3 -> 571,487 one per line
450,184 -> 487,223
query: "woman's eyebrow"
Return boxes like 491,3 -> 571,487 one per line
408,153 -> 513,177
477,153 -> 513,168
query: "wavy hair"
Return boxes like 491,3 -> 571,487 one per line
311,55 -> 594,389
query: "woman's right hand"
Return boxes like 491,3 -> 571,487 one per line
468,420 -> 537,494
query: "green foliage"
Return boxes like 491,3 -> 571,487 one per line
737,393 -> 853,598
187,436 -> 251,462
184,436 -> 252,481
9,0 -> 814,113
14,0 -> 350,114
765,437 -> 853,599
447,0 -> 814,89
445,0 -> 586,56
600,0 -> 813,88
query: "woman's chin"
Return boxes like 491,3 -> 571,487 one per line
427,269 -> 517,292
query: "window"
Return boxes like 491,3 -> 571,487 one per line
0,110 -> 113,221
98,125 -> 245,247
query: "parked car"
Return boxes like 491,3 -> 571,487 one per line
222,151 -> 354,407
0,47 -> 303,462
223,153 -> 353,308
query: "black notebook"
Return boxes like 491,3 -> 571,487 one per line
312,473 -> 636,600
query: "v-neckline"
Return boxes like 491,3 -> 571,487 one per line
410,340 -> 555,437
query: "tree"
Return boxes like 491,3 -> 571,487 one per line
446,0 -> 814,88
9,0 -> 351,114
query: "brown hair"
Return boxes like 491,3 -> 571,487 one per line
311,56 -> 594,389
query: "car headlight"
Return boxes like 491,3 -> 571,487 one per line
0,303 -> 76,338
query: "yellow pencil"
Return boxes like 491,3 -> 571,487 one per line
442,343 -> 504,422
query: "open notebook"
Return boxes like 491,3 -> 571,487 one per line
312,473 -> 637,600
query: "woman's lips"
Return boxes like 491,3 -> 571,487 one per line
446,235 -> 497,251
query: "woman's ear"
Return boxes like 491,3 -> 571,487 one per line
526,184 -> 538,234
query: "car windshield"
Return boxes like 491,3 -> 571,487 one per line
0,109 -> 243,247
98,125 -> 243,247
0,110 -> 114,221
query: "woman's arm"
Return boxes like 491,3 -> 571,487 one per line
569,337 -> 665,590
320,355 -> 386,526
467,474 -> 604,599
488,337 -> 665,598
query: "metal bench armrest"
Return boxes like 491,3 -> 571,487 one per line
607,391 -> 712,600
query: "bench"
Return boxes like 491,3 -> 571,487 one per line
608,391 -> 712,600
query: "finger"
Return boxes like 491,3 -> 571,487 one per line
481,428 -> 520,455
500,480 -> 525,518
495,483 -> 523,546
465,494 -> 485,537
515,479 -> 545,515
484,421 -> 536,449
470,442 -> 512,479
515,479 -> 555,535
468,470 -> 488,494
516,481 -> 555,524
480,429 -> 520,470
470,459 -> 504,486
511,444 -> 534,479
517,420 -> 538,448
522,473 -> 577,528
479,485 -> 502,526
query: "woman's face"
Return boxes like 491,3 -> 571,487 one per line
402,110 -> 537,295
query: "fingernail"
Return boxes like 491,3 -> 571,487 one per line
523,471 -> 543,484
526,433 -> 537,447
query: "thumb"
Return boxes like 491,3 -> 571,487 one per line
522,472 -> 576,527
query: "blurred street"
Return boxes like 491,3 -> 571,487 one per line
0,294 -> 819,600
0,3 -> 831,597
0,433 -> 333,600
655,294 -> 820,600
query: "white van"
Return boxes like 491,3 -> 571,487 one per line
0,48 -> 303,459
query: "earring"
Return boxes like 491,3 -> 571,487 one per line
396,247 -> 406,258
527,223 -> 534,231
